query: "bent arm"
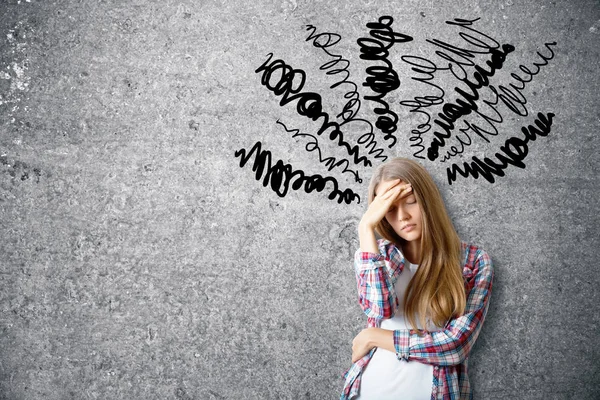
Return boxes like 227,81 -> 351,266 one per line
391,250 -> 494,366
354,240 -> 405,320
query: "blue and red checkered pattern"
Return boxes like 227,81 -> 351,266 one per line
341,239 -> 494,400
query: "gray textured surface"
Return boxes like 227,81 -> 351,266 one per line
1,0 -> 599,399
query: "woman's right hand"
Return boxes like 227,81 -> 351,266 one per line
359,179 -> 412,230
357,179 -> 412,254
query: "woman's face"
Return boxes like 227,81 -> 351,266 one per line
377,179 -> 423,243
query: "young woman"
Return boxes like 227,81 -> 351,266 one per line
340,158 -> 494,400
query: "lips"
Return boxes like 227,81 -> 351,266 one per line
401,224 -> 416,231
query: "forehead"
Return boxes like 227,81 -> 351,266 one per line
375,179 -> 410,196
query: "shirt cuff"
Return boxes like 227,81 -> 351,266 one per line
358,251 -> 384,260
393,330 -> 410,361
354,250 -> 385,271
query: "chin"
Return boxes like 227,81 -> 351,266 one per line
402,236 -> 420,242
400,232 -> 421,241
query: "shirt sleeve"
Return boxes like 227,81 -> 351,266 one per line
354,240 -> 404,320
393,249 -> 494,366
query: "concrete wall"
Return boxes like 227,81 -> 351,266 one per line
1,0 -> 598,399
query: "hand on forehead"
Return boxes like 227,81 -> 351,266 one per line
375,178 -> 410,196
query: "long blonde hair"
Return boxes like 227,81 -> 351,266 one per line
368,158 -> 466,331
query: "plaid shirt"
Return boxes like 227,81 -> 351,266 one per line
341,239 -> 494,400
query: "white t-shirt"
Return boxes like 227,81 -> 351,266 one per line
357,263 -> 442,400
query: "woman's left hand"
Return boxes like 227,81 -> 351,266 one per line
352,328 -> 375,363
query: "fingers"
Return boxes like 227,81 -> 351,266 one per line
363,180 -> 413,228
351,347 -> 361,363
376,178 -> 402,196
396,183 -> 413,199
382,182 -> 412,201
378,180 -> 408,196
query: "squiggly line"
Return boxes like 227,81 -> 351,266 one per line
399,18 -> 508,161
446,111 -> 555,184
357,16 -> 413,148
276,119 -> 362,183
399,55 -> 447,159
255,53 -> 373,168
304,25 -> 388,163
305,26 -> 361,121
234,141 -> 361,204
399,18 -> 558,166
426,42 -> 516,161
439,41 -> 557,162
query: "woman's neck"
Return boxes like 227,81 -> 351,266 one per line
402,241 -> 421,264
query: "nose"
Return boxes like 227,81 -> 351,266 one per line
394,205 -> 410,221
